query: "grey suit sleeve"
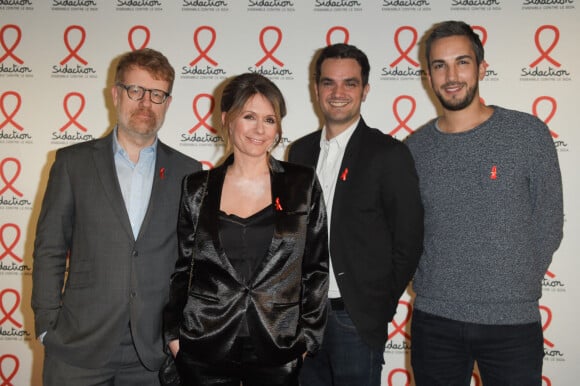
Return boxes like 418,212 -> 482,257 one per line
31,150 -> 73,337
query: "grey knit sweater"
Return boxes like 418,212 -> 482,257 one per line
405,106 -> 563,325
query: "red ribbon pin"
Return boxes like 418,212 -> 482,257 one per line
340,168 -> 348,181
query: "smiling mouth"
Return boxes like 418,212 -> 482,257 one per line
443,83 -> 464,93
329,100 -> 349,108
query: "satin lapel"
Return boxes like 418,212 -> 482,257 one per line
330,121 -> 365,245
250,159 -> 285,285
92,133 -> 134,240
202,162 -> 244,282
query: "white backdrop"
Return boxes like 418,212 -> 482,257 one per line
1,1 -> 578,385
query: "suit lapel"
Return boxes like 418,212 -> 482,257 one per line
92,133 -> 134,240
329,120 -> 365,246
137,141 -> 168,240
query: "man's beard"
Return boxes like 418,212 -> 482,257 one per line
435,82 -> 478,111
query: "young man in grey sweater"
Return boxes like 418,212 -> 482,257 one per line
405,21 -> 563,385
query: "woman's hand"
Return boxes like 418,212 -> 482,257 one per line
168,339 -> 180,358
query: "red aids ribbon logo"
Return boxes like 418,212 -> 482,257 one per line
389,95 -> 416,136
59,92 -> 88,132
490,165 -> 497,180
532,96 -> 558,138
542,375 -> 552,386
471,373 -> 482,386
0,158 -> 23,197
0,354 -> 19,386
471,25 -> 488,47
339,168 -> 348,181
545,269 -> 555,279
388,300 -> 412,341
274,197 -> 283,211
387,368 -> 411,386
0,25 -> 24,64
128,25 -> 150,51
255,26 -> 284,67
189,93 -> 216,134
539,305 -> 554,348
529,25 -> 561,68
390,26 -> 419,68
190,26 -> 218,67
0,223 -> 22,263
159,167 -> 165,180
0,92 -> 25,132
0,288 -> 22,328
60,25 -> 88,66
326,26 -> 350,46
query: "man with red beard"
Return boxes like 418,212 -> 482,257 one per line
32,48 -> 200,385
406,21 -> 563,385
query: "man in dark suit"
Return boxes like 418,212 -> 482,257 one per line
288,43 -> 424,386
31,48 -> 201,385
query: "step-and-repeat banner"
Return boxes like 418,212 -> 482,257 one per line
1,1 -> 578,385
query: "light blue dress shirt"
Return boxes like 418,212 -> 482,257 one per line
113,128 -> 157,239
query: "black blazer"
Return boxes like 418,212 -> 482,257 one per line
164,155 -> 329,365
288,118 -> 424,349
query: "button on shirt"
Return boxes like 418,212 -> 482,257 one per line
113,129 -> 157,239
316,119 -> 359,299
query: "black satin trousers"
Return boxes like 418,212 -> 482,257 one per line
175,337 -> 302,386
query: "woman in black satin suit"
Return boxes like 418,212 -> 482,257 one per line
163,73 -> 329,386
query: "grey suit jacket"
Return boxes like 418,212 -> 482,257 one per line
32,131 -> 201,370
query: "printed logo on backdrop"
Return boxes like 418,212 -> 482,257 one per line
381,0 -> 431,12
380,26 -> 425,80
247,0 -> 295,12
0,25 -> 33,78
0,223 -> 31,273
540,305 -> 565,362
472,25 -> 499,81
0,354 -> 19,385
51,0 -> 98,11
52,25 -> 98,79
449,0 -> 502,11
182,0 -> 229,11
385,300 -> 411,353
248,26 -> 294,80
181,26 -> 227,80
313,0 -> 362,12
532,95 -> 568,152
387,368 -> 411,386
543,269 -> 566,293
51,92 -> 95,144
388,95 -> 417,141
128,25 -> 150,51
180,93 -> 223,147
0,158 -> 32,210
542,375 -> 553,386
0,91 -> 33,143
116,0 -> 163,11
522,0 -> 575,11
0,0 -> 33,10
0,288 -> 31,339
326,26 -> 349,46
521,25 -> 571,81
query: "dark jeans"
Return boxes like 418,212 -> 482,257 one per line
176,337 -> 301,386
300,302 -> 384,386
411,309 -> 544,386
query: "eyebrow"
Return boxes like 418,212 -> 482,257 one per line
319,76 -> 360,83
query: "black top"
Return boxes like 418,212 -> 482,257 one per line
219,205 -> 275,284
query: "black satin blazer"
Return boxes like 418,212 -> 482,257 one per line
164,155 -> 329,365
